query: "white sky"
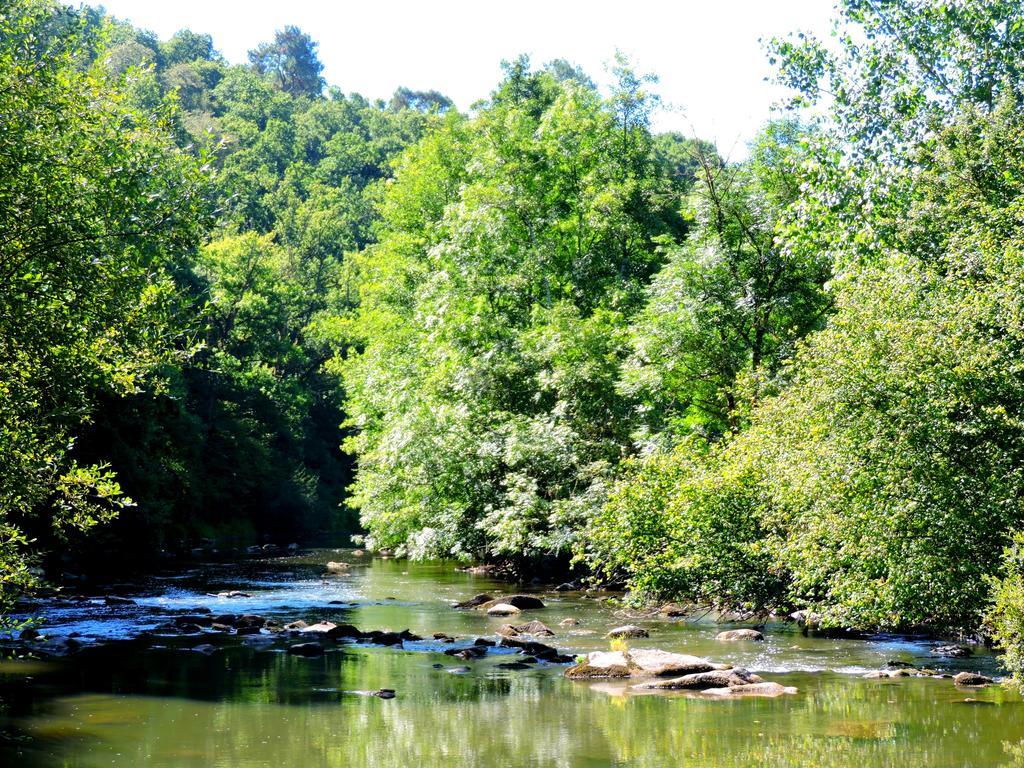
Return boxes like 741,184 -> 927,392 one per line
80,0 -> 837,157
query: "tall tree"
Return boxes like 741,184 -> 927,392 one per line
248,26 -> 325,98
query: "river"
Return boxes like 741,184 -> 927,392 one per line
1,549 -> 1022,767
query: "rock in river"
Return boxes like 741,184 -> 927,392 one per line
487,603 -> 522,616
634,668 -> 763,691
299,622 -> 362,640
715,629 -> 765,642
512,620 -> 555,636
954,672 -> 994,687
931,644 -> 972,658
454,594 -> 494,609
479,595 -> 546,611
606,625 -> 648,639
566,649 -> 727,680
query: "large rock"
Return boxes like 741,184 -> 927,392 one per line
325,561 -> 349,574
363,630 -> 403,646
512,620 -> 554,637
479,595 -> 546,611
496,637 -> 565,661
233,614 -> 266,629
565,649 -> 725,680
954,672 -> 994,687
565,651 -> 631,679
628,649 -> 728,677
487,603 -> 521,616
606,625 -> 648,639
454,593 -> 494,609
299,622 -> 362,639
715,629 -> 765,642
634,668 -> 763,690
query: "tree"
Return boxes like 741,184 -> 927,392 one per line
0,0 -> 208,606
339,61 -> 681,567
388,87 -> 453,113
248,26 -> 325,98
620,122 -> 832,444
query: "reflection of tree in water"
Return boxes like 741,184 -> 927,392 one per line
6,658 -> 1024,768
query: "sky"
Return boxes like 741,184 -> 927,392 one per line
80,0 -> 837,157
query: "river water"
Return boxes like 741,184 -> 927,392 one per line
1,549 -> 1022,767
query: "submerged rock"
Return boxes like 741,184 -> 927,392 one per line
931,644 -> 973,658
559,618 -> 580,627
497,661 -> 532,670
445,645 -> 487,660
715,629 -> 765,642
863,669 -> 918,679
606,625 -> 648,639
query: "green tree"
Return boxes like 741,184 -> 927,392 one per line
0,0 -> 208,605
248,26 -> 325,98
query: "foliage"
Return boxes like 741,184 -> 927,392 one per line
0,0 -> 208,604
594,0 -> 1024,637
989,535 -> 1024,686
248,25 -> 325,98
338,57 -> 684,565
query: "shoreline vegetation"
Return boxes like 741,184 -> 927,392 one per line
4,0 -> 1024,695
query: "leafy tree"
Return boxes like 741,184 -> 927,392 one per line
248,26 -> 325,98
339,60 -> 681,566
0,0 -> 208,605
620,121 -> 831,444
388,87 -> 453,113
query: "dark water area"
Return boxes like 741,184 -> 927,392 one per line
2,550 -> 1022,767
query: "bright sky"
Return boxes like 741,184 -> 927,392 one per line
80,0 -> 837,157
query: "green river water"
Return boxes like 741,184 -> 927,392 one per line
1,550 -> 1022,767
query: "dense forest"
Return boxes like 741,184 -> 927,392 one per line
5,0 -> 1024,684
